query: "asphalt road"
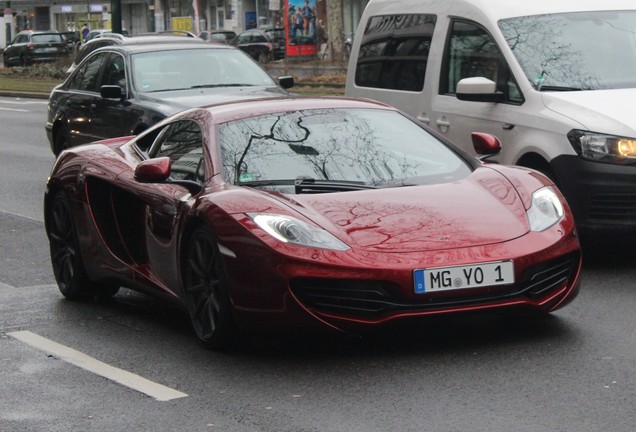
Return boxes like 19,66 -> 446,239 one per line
0,96 -> 635,432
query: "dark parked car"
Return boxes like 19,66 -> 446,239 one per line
46,42 -> 294,155
3,30 -> 70,67
199,30 -> 237,44
44,97 -> 581,349
65,32 -> 204,74
60,31 -> 82,53
233,28 -> 285,62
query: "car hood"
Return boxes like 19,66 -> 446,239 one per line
542,88 -> 636,136
137,86 -> 288,115
269,167 -> 531,253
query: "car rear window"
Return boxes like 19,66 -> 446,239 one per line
32,34 -> 64,43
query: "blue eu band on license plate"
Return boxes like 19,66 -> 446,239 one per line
413,261 -> 514,294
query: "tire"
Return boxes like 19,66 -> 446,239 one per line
53,124 -> 71,156
47,191 -> 119,301
183,225 -> 235,350
47,191 -> 93,300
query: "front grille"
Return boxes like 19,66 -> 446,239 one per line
589,191 -> 636,222
290,252 -> 580,319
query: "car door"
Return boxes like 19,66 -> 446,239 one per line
4,33 -> 27,65
140,120 -> 206,294
88,52 -> 143,139
61,51 -> 108,146
429,19 -> 524,155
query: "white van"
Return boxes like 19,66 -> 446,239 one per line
345,0 -> 636,234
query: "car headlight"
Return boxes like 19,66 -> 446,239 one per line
527,187 -> 565,232
568,130 -> 636,164
248,213 -> 350,251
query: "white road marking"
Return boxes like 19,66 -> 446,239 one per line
8,330 -> 188,401
0,106 -> 29,112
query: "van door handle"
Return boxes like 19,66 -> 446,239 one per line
436,119 -> 450,128
417,114 -> 430,125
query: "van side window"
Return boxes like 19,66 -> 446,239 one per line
441,20 -> 523,103
354,14 -> 436,91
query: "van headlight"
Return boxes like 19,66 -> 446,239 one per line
248,213 -> 350,251
527,187 -> 564,232
568,130 -> 636,164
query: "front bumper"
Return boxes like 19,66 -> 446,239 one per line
551,154 -> 636,233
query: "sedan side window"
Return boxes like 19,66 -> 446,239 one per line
101,53 -> 126,90
152,121 -> 206,183
69,52 -> 107,92
441,20 -> 523,103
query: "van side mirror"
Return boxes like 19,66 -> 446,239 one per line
456,77 -> 505,103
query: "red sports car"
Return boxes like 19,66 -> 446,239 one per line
44,97 -> 581,349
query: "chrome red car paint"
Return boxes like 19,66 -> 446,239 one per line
44,97 -> 582,340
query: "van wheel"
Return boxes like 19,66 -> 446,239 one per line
517,155 -> 558,186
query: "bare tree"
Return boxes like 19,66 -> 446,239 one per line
326,0 -> 345,61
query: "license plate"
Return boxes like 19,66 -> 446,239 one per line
413,261 -> 514,294
44,47 -> 58,52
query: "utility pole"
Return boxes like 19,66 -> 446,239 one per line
111,0 -> 122,33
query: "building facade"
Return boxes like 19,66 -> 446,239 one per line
1,0 -> 368,48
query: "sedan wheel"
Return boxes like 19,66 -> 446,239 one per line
183,226 -> 234,350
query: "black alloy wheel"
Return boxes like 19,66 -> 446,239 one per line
48,191 -> 91,300
47,191 -> 119,301
183,225 -> 234,350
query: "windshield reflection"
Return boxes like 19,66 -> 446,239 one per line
499,11 -> 636,90
218,108 -> 472,192
131,49 -> 276,93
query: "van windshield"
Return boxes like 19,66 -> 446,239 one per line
499,11 -> 636,91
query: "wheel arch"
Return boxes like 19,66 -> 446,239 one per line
515,151 -> 558,184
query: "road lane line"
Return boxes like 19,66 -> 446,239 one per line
0,107 -> 29,112
8,330 -> 188,401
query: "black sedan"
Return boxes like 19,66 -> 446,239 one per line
45,42 -> 294,155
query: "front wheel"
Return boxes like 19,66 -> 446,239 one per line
183,225 -> 235,350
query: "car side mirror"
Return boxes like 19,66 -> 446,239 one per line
100,85 -> 123,100
278,76 -> 294,89
134,157 -> 171,183
472,132 -> 501,161
456,77 -> 505,103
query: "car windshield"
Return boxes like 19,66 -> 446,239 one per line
499,11 -> 636,91
131,48 -> 276,92
218,108 -> 472,191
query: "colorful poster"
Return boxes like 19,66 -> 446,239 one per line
285,0 -> 317,56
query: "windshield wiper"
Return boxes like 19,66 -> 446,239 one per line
238,177 -> 378,194
537,85 -> 584,92
190,83 -> 256,89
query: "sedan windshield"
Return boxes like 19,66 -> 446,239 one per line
218,108 -> 472,191
131,48 -> 276,93
499,11 -> 636,90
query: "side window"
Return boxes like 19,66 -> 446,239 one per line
441,20 -> 523,103
354,14 -> 436,91
101,53 -> 126,90
68,52 -> 107,92
152,121 -> 206,183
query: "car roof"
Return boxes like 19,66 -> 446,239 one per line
105,42 -> 234,54
367,0 -> 636,20
200,97 -> 395,125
